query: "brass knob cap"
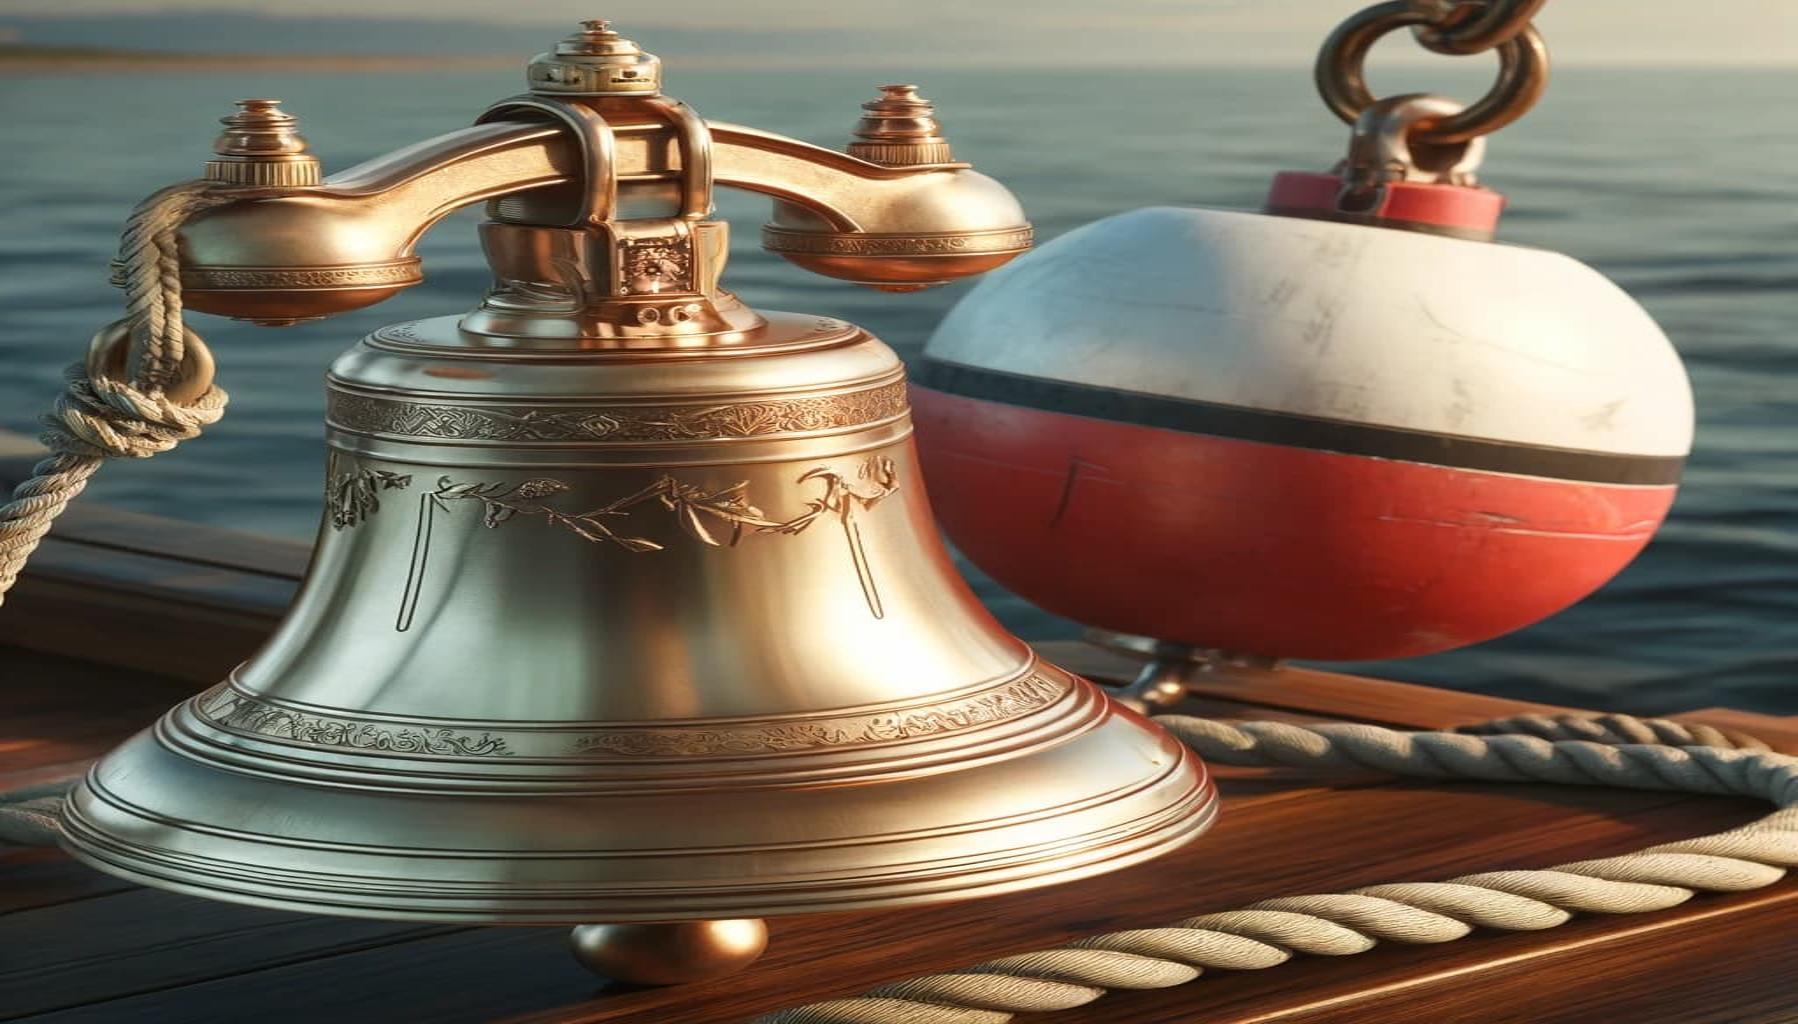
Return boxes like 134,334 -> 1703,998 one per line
848,85 -> 954,167
205,99 -> 321,188
569,920 -> 768,985
528,19 -> 662,96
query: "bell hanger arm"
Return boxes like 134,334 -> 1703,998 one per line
327,115 -> 1012,237
175,109 -> 1031,323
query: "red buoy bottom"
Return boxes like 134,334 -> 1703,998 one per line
912,387 -> 1677,661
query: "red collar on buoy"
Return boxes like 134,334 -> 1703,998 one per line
1264,171 -> 1506,240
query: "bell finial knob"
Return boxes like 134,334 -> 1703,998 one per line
205,98 -> 321,187
529,18 -> 662,95
848,84 -> 955,166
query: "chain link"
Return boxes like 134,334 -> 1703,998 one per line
1315,0 -> 1549,144
1413,0 -> 1547,55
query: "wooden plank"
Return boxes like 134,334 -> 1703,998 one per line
13,925 -> 588,1024
41,504 -> 311,581
0,889 -> 461,1018
15,777 -> 1777,1024
0,647 -> 188,775
0,850 -> 135,918
508,786 -> 1781,1024
0,647 -> 193,917
0,536 -> 295,684
1039,642 -> 1798,754
0,497 -> 305,683
1037,641 -> 1576,726
1674,706 -> 1798,752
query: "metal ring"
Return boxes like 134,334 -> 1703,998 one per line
1341,94 -> 1488,190
1315,0 -> 1549,144
87,318 -> 216,404
1412,0 -> 1547,55
639,97 -> 715,221
478,97 -> 618,227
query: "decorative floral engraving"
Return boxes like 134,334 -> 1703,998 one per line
325,453 -> 412,530
428,475 -> 760,553
773,458 -> 900,618
761,226 -> 1034,256
192,674 -> 1068,760
619,236 -> 694,295
202,690 -> 512,757
328,381 -> 909,444
570,673 -> 1069,757
395,458 -> 900,631
183,263 -> 421,289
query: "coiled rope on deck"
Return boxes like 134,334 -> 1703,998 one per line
755,713 -> 1798,1024
0,182 -> 230,608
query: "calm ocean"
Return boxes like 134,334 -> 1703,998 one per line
2,65 -> 1795,712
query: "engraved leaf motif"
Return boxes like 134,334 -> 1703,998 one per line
416,460 -> 897,610
325,461 -> 412,530
679,503 -> 721,546
513,478 -> 570,500
562,514 -> 665,551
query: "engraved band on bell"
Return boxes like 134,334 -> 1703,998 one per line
326,378 -> 911,444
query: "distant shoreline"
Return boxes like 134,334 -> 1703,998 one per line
0,45 -> 521,72
0,45 -> 1788,74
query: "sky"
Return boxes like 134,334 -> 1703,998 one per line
5,0 -> 1796,67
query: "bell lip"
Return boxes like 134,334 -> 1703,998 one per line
57,748 -> 1217,923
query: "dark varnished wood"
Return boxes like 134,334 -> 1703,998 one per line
0,890 -> 458,1018
0,508 -> 303,684
1,508 -> 1796,1023
6,771 -> 1776,1024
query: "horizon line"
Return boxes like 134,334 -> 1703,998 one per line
1,46 -> 1793,72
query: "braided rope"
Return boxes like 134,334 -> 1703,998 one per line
0,182 -> 229,607
756,713 -> 1798,1024
0,780 -> 71,846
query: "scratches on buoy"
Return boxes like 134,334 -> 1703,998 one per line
1051,457 -> 1108,529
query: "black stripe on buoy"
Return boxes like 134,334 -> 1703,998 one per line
915,360 -> 1685,486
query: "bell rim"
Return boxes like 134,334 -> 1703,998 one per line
58,749 -> 1217,923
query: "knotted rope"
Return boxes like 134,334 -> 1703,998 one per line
755,712 -> 1798,1024
0,182 -> 230,607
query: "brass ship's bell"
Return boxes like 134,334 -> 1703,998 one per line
62,22 -> 1215,978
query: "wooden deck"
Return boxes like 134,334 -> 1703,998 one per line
3,503 -> 1797,1023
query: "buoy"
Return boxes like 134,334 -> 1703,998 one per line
912,81 -> 1693,662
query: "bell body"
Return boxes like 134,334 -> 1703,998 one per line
63,312 -> 1214,921
914,206 -> 1692,661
